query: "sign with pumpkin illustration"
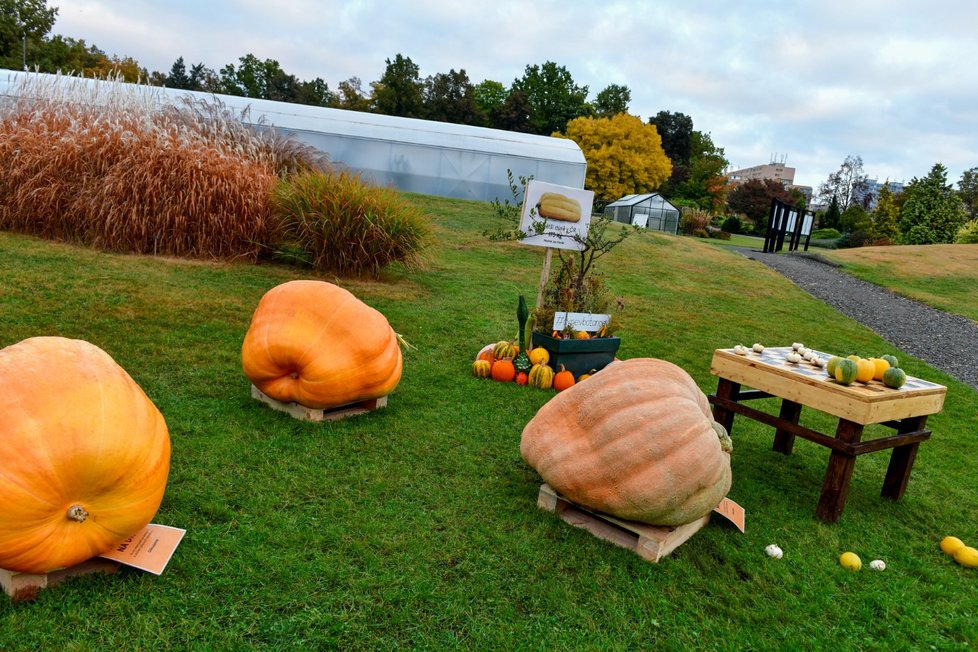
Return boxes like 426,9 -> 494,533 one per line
519,180 -> 594,251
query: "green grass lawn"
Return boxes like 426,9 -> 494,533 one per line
822,244 -> 978,323
1,195 -> 976,650
698,233 -> 766,249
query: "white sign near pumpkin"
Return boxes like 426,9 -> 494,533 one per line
519,180 -> 594,251
551,312 -> 611,332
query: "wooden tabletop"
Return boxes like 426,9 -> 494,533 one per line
710,347 -> 946,425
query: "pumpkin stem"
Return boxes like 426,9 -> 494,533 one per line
712,421 -> 733,453
67,505 -> 89,522
394,331 -> 417,351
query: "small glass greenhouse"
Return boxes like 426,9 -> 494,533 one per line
0,69 -> 587,204
603,193 -> 681,234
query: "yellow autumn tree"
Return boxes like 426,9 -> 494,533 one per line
554,114 -> 672,203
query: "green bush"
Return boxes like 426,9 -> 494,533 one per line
720,215 -> 742,234
955,219 -> 978,244
810,228 -> 842,240
271,171 -> 429,278
710,230 -> 732,240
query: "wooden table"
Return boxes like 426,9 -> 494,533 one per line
708,347 -> 946,523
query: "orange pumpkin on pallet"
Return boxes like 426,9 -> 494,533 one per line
521,358 -> 733,527
0,337 -> 171,574
242,280 -> 402,410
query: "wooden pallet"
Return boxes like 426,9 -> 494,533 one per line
1,558 -> 119,603
251,385 -> 388,422
537,483 -> 710,563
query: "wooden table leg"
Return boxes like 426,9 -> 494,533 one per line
711,378 -> 740,436
815,419 -> 864,523
772,399 -> 802,455
882,415 -> 928,500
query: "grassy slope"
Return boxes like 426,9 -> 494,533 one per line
822,244 -> 978,323
0,195 -> 975,651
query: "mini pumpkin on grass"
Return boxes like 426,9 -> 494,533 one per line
521,358 -> 733,526
0,337 -> 171,574
242,280 -> 402,409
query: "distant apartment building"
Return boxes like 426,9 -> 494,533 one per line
727,162 -> 796,188
853,178 -> 904,210
726,160 -> 812,204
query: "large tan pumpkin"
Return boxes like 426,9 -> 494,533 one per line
242,280 -> 402,410
0,337 -> 171,574
520,358 -> 732,526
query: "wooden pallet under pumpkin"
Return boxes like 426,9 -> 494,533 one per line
251,385 -> 388,422
1,559 -> 119,603
536,483 -> 710,563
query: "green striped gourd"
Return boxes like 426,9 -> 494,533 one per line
472,360 -> 491,378
882,367 -> 907,388
493,340 -> 517,360
834,357 -> 859,385
528,363 -> 555,390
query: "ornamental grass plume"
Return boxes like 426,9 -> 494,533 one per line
0,72 -> 326,260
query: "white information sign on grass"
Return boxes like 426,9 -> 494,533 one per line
519,180 -> 594,251
552,312 -> 611,332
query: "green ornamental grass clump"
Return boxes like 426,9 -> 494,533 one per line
271,170 -> 429,278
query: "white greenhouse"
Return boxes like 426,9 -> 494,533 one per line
0,69 -> 587,203
603,193 -> 681,234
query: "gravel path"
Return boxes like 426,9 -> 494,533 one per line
732,247 -> 978,390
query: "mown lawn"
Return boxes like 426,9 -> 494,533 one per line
1,194 -> 975,651
822,244 -> 978,323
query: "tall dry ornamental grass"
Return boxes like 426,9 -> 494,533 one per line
0,73 -> 326,260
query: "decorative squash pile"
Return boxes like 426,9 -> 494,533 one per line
470,294 -> 594,391
473,341 -> 584,391
0,337 -> 171,574
521,357 -> 733,527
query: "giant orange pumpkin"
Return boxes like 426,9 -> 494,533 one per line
242,280 -> 402,409
520,358 -> 732,526
0,337 -> 171,574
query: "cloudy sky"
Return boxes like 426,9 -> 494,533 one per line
52,0 -> 978,190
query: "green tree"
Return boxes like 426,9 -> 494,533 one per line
840,204 -> 871,234
422,68 -> 482,125
165,56 -> 190,89
511,61 -> 589,136
817,155 -> 867,210
371,53 -> 424,118
871,183 -> 900,241
555,113 -> 671,203
821,195 -> 841,230
648,110 -> 693,167
592,84 -> 630,117
332,77 -> 371,112
667,130 -> 729,212
489,88 -> 533,133
473,80 -> 507,125
0,0 -> 57,69
899,163 -> 967,244
957,167 -> 978,221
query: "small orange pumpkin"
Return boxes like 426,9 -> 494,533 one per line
574,331 -> 590,340
491,358 -> 516,382
552,364 -> 576,392
0,337 -> 171,574
515,371 -> 529,386
521,358 -> 732,526
242,280 -> 402,409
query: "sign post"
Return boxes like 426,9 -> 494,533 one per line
518,180 -> 595,310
